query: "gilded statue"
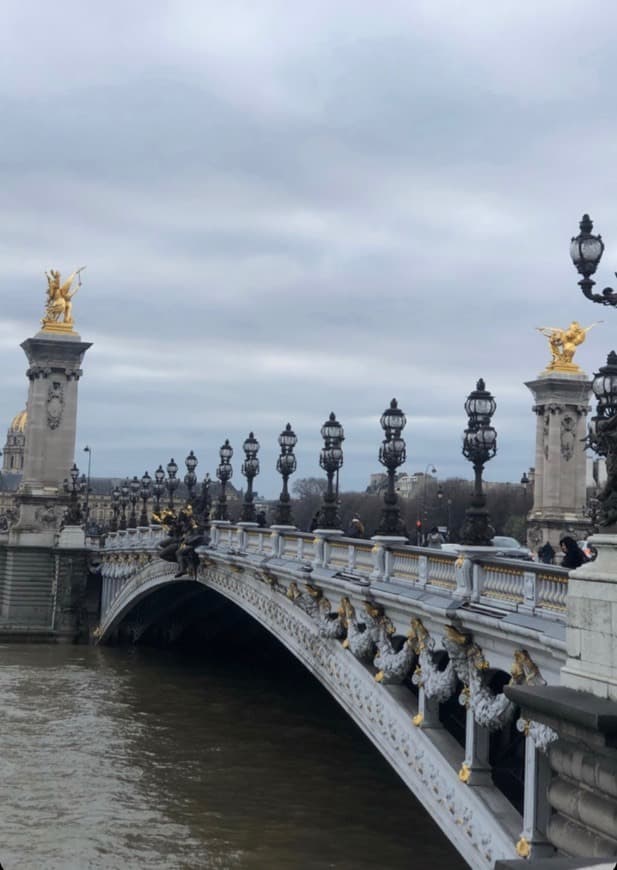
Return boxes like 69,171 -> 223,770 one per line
536,320 -> 601,373
42,267 -> 86,332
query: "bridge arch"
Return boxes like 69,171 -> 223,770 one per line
97,551 -> 524,869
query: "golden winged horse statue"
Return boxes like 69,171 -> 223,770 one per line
42,267 -> 86,331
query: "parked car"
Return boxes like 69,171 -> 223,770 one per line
439,536 -> 534,561
490,536 -> 534,561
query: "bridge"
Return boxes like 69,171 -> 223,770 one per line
95,522 -> 572,868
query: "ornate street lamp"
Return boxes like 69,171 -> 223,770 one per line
570,214 -> 617,306
152,465 -> 165,518
127,476 -> 140,529
139,471 -> 152,526
376,399 -> 407,536
318,412 -> 344,529
119,479 -> 130,531
241,432 -> 260,522
216,439 -> 233,521
165,458 -> 179,510
197,472 -> 212,527
460,379 -> 497,546
520,472 -> 530,491
110,485 -> 121,532
63,462 -> 87,525
587,351 -> 617,527
275,423 -> 297,526
419,463 -> 437,540
184,450 -> 198,504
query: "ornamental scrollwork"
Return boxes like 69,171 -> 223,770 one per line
516,718 -> 558,754
560,414 -> 576,461
412,621 -> 546,732
46,381 -> 64,429
340,596 -> 382,662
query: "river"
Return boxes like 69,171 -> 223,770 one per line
0,642 -> 467,869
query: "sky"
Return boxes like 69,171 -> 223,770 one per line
1,0 -> 617,498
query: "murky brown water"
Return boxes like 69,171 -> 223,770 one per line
0,643 -> 467,869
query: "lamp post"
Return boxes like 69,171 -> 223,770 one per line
184,450 -> 198,504
63,462 -> 87,525
139,471 -> 152,526
275,423 -> 297,526
110,485 -> 120,532
318,412 -> 344,529
198,472 -> 212,527
436,484 -> 444,526
460,378 -> 497,546
119,479 -> 130,531
586,351 -> 617,528
418,464 -> 437,543
376,399 -> 407,536
83,445 -> 92,520
127,476 -> 140,529
165,458 -> 179,510
216,439 -> 233,521
241,432 -> 260,523
152,465 -> 165,518
570,214 -> 617,307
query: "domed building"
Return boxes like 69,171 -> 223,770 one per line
2,409 -> 27,473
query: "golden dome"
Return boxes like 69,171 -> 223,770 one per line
9,410 -> 27,433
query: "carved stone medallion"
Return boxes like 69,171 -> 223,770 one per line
47,381 -> 64,430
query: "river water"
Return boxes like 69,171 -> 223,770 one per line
0,643 -> 467,870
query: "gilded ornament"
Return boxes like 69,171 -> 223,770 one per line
412,712 -> 424,727
458,762 -> 471,784
41,266 -> 86,333
515,836 -> 531,858
536,320 -> 600,373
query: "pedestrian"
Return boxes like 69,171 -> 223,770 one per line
309,511 -> 321,532
537,541 -> 555,564
559,535 -> 587,569
426,526 -> 445,549
347,514 -> 365,538
256,510 -> 268,528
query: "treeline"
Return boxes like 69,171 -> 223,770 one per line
281,477 -> 530,542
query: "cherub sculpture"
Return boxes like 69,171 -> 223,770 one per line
42,267 -> 86,329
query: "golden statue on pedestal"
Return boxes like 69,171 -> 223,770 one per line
536,320 -> 601,373
41,267 -> 86,333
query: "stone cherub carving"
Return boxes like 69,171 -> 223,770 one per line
42,267 -> 86,330
536,321 -> 600,371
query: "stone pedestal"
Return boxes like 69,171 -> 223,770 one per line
525,371 -> 591,551
11,329 -> 91,543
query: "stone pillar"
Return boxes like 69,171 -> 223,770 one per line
525,371 -> 591,551
10,330 -> 91,546
561,533 -> 617,700
507,684 -> 617,860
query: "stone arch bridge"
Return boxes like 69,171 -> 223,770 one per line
95,522 -> 569,869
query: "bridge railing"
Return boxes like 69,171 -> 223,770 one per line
102,523 -> 568,620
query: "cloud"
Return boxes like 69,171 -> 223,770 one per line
1,0 -> 615,498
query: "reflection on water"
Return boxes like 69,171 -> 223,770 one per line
0,643 -> 467,869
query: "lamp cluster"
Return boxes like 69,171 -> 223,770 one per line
571,214 -> 617,528
80,384 -> 502,543
459,379 -> 498,546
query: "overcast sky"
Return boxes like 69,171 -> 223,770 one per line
1,0 -> 617,497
